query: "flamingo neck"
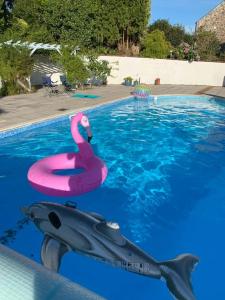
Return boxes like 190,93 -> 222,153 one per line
71,113 -> 85,144
71,113 -> 94,159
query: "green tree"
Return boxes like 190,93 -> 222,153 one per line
195,29 -> 220,61
0,0 -> 15,28
90,0 -> 120,48
0,45 -> 34,95
148,19 -> 193,47
116,0 -> 150,52
1,0 -> 151,53
0,0 -> 53,42
141,30 -> 171,58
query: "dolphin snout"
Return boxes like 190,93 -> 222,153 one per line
21,203 -> 48,220
21,206 -> 30,216
21,205 -> 36,219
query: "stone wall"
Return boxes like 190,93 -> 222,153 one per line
196,1 -> 225,44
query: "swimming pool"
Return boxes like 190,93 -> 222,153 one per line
1,95 -> 225,299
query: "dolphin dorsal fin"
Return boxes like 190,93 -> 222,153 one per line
95,222 -> 126,246
41,235 -> 69,272
88,212 -> 106,222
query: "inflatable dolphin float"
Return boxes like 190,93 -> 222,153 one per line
22,202 -> 199,300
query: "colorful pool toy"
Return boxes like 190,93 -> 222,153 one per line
27,112 -> 108,197
133,84 -> 151,99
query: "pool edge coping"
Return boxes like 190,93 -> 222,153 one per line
0,93 -> 224,139
0,95 -> 132,138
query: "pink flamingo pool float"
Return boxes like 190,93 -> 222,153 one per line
27,112 -> 108,197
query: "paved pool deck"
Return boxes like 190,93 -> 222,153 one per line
0,84 -> 225,132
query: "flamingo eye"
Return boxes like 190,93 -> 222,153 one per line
48,212 -> 61,229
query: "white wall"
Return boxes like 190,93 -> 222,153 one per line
22,55 -> 225,87
99,56 -> 225,87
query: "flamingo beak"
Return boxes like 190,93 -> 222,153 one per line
86,126 -> 93,143
81,115 -> 93,143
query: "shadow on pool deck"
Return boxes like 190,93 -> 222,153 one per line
0,108 -> 7,114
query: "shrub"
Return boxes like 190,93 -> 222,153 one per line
172,42 -> 200,62
141,30 -> 171,59
52,47 -> 111,87
87,54 -> 111,84
195,29 -> 220,61
52,46 -> 90,86
0,45 -> 34,95
123,76 -> 133,82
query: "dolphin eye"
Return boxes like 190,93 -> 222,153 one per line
48,212 -> 61,229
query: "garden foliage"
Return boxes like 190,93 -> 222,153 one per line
141,30 -> 171,59
0,45 -> 34,95
0,0 -> 150,51
51,47 -> 111,87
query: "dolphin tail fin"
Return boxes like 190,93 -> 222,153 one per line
159,254 -> 199,300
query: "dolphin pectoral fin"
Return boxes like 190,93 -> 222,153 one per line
41,235 -> 69,272
159,254 -> 199,300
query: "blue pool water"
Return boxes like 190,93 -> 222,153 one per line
1,95 -> 225,299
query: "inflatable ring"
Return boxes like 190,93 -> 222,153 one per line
27,112 -> 108,197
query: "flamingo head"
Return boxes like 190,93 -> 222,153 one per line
80,115 -> 90,128
81,115 -> 93,143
